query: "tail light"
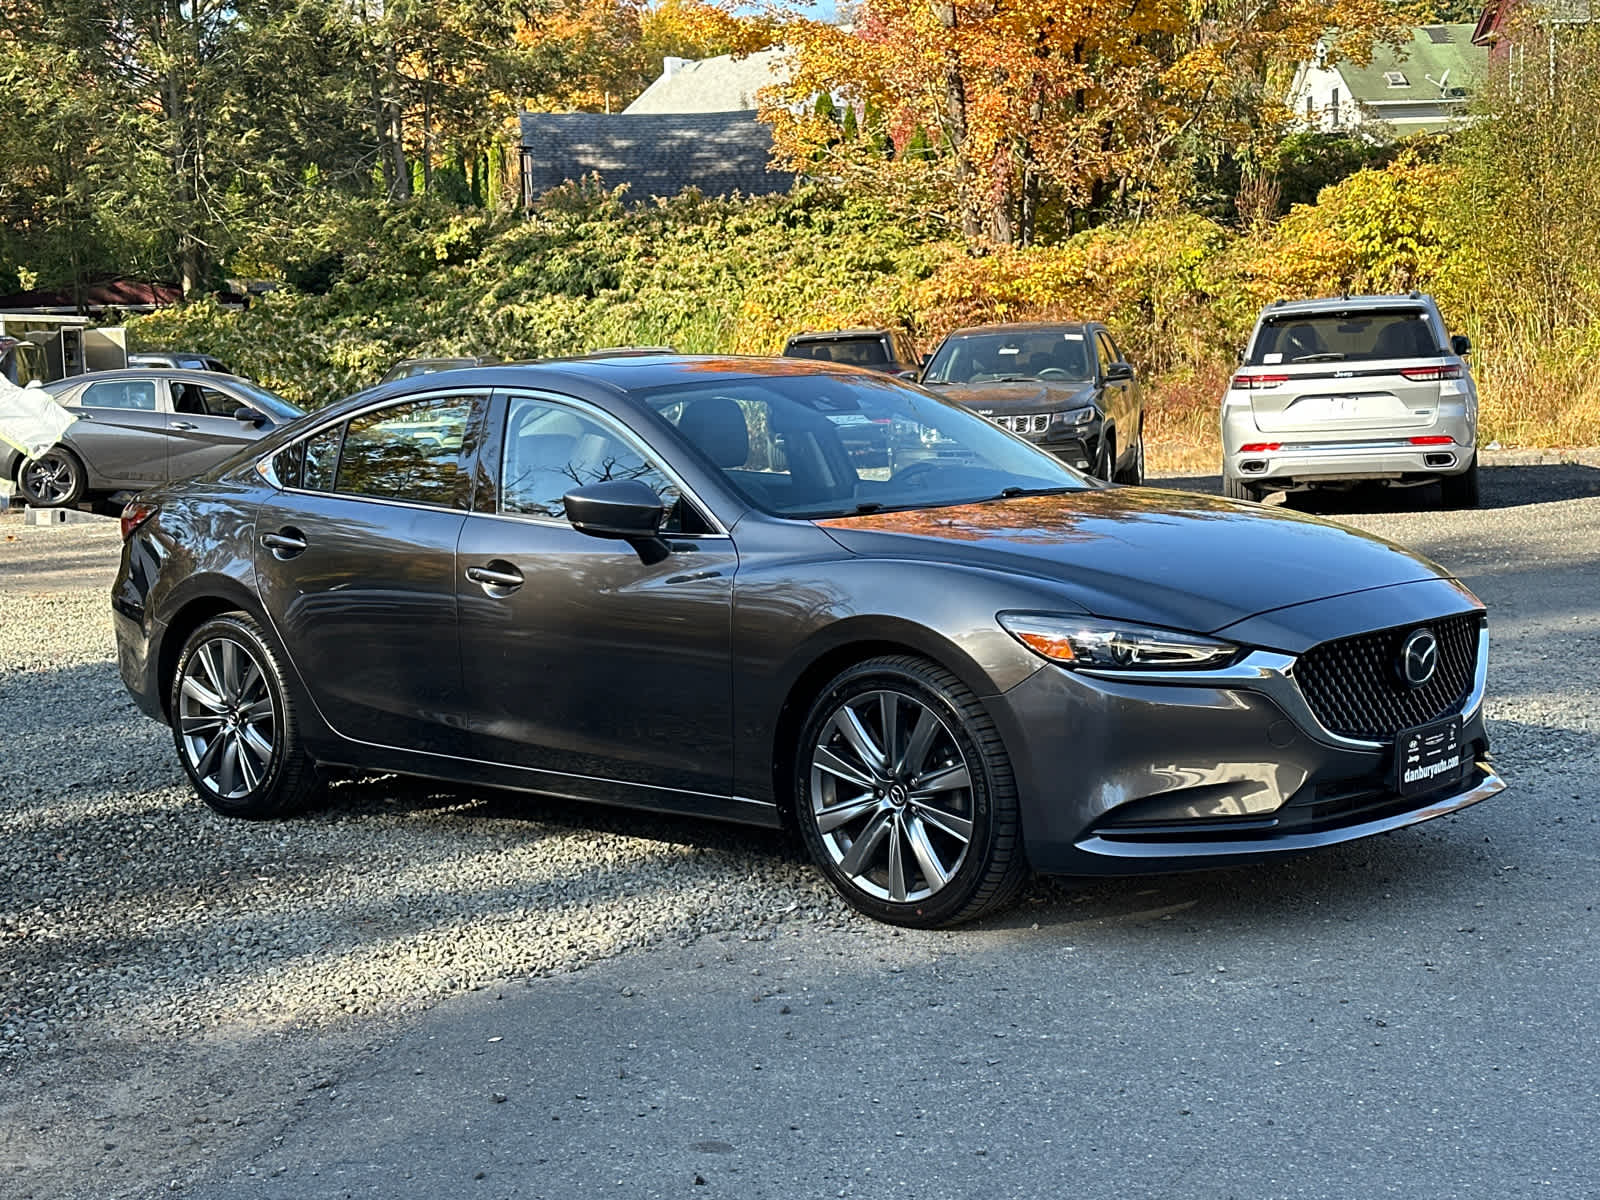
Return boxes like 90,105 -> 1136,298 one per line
1231,373 -> 1289,390
120,498 -> 158,541
1239,442 -> 1282,453
1399,365 -> 1463,381
1408,435 -> 1455,446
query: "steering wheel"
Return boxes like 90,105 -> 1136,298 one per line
1036,368 -> 1073,380
893,460 -> 949,488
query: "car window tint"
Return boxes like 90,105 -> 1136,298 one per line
274,440 -> 305,490
1249,311 -> 1439,365
174,384 -> 241,417
301,425 -> 343,492
335,395 -> 479,508
81,380 -> 158,411
501,397 -> 685,531
1093,334 -> 1113,375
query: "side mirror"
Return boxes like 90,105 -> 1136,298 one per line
234,405 -> 267,426
1105,361 -> 1135,382
564,478 -> 666,538
1450,334 -> 1472,356
896,368 -> 919,381
919,353 -> 931,369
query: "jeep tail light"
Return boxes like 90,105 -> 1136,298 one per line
1231,373 -> 1289,390
1239,443 -> 1281,453
1399,365 -> 1463,381
1408,435 -> 1455,446
120,499 -> 159,541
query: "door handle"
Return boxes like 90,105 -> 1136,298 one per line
260,529 -> 308,558
171,421 -> 198,431
465,562 -> 523,593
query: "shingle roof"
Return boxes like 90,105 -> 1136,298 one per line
518,111 -> 793,203
1337,25 -> 1485,105
623,50 -> 792,115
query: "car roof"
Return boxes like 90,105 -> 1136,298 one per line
1261,294 -> 1437,317
942,321 -> 1095,338
54,367 -> 255,387
785,328 -> 895,341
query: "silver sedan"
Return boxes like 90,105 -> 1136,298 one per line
4,369 -> 303,507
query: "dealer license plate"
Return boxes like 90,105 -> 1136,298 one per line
1394,715 -> 1465,798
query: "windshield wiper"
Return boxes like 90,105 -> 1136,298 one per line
1290,352 -> 1347,363
993,485 -> 1077,500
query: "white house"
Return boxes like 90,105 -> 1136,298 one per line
1287,25 -> 1486,138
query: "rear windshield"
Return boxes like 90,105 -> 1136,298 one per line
1248,310 -> 1440,365
784,338 -> 890,368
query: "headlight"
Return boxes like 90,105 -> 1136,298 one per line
1056,406 -> 1096,425
999,613 -> 1239,670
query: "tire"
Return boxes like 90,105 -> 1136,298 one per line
169,612 -> 321,819
1093,432 -> 1115,481
793,655 -> 1029,927
1222,470 -> 1260,502
1440,455 -> 1480,509
1115,421 -> 1146,485
17,448 -> 86,508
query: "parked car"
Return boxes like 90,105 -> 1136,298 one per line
1222,294 -> 1480,506
782,328 -> 920,377
380,356 -> 497,383
114,354 -> 1503,927
3,369 -> 303,507
129,351 -> 234,374
920,322 -> 1145,482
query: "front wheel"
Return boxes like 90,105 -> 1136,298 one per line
170,613 -> 321,818
1115,422 -> 1146,485
18,448 -> 85,507
794,656 -> 1028,927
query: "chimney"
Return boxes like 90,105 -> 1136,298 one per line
662,57 -> 690,79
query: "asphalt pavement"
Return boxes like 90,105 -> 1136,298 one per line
183,463 -> 1600,1200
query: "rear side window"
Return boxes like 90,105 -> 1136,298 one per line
335,395 -> 482,508
80,380 -> 158,411
1249,311 -> 1440,365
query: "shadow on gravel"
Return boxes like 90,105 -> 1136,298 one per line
1150,461 -> 1600,514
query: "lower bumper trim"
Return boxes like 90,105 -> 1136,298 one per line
1071,762 -> 1504,863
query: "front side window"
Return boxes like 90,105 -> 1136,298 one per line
644,373 -> 1089,520
174,383 -> 242,417
500,396 -> 688,530
923,330 -> 1094,385
80,380 -> 158,411
331,394 -> 481,508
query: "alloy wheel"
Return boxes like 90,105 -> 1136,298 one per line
21,454 -> 77,505
808,689 -> 975,904
177,636 -> 277,801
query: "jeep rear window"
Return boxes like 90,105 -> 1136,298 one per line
1248,310 -> 1440,365
785,339 -> 890,367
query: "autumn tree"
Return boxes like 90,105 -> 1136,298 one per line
765,0 -> 1403,246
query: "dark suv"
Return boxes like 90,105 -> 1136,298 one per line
782,329 -> 920,377
920,322 -> 1145,483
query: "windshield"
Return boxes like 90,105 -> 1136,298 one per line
1249,310 -> 1441,365
640,373 -> 1090,520
230,380 -> 304,421
923,330 -> 1094,385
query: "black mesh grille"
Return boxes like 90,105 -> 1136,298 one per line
1295,613 -> 1481,740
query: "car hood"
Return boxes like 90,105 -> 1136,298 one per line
931,380 -> 1097,415
816,489 -> 1449,635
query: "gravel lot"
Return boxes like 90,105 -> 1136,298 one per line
2,460 -> 1597,1198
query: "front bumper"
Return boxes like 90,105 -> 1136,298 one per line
988,627 -> 1499,876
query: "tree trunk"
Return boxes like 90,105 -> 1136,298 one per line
384,39 -> 409,199
932,5 -> 984,240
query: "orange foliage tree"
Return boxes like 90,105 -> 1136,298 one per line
765,0 -> 1403,246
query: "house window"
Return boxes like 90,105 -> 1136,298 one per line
1331,87 -> 1341,126
1306,95 -> 1314,118
1385,71 -> 1408,87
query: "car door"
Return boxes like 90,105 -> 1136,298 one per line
60,377 -> 172,487
455,389 -> 738,801
167,377 -> 270,482
253,389 -> 490,756
1094,330 -> 1137,456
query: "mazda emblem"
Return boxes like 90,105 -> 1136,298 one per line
1399,628 -> 1439,688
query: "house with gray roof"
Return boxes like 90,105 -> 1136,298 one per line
517,110 -> 793,206
1287,25 -> 1487,137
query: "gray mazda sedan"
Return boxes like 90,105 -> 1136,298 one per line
112,356 -> 1504,926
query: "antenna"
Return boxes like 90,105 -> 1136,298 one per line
1425,69 -> 1452,95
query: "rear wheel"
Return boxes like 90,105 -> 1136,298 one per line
18,448 -> 85,507
1440,456 -> 1480,509
1222,469 -> 1261,502
170,613 -> 321,818
794,655 -> 1028,927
